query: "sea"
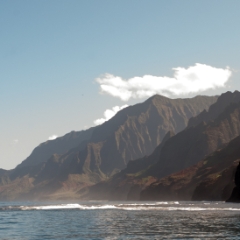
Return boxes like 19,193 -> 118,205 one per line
1,201 -> 240,240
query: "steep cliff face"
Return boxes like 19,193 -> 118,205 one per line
146,100 -> 240,180
188,90 -> 240,128
139,93 -> 240,201
0,94 -> 217,200
83,94 -> 217,175
22,95 -> 215,182
140,135 -> 240,201
226,162 -> 240,203
86,131 -> 175,200
86,91 -> 240,201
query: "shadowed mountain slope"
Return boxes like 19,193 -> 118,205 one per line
227,162 -> 240,203
17,128 -> 95,168
141,135 -> 240,201
188,90 -> 240,128
88,95 -> 217,174
86,130 -> 175,200
83,94 -> 218,175
17,95 -> 217,176
0,94 -> 217,200
17,95 -> 217,171
85,91 -> 240,201
147,99 -> 240,180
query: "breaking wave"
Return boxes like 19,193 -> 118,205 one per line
1,201 -> 240,212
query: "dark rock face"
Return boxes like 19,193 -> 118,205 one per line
146,100 -> 240,181
87,91 -> 240,201
141,135 -> 240,201
227,162 -> 240,202
188,91 -> 240,128
235,163 -> 240,186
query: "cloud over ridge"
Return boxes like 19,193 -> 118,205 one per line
94,105 -> 128,125
48,135 -> 58,140
96,63 -> 232,101
11,139 -> 19,145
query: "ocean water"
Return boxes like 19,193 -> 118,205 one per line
1,201 -> 240,239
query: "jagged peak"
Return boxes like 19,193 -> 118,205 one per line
188,90 -> 240,128
217,90 -> 240,102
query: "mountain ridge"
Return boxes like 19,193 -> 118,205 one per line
85,91 -> 240,201
0,94 -> 217,200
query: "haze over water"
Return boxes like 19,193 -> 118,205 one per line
1,201 -> 240,239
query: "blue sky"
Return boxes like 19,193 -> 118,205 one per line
1,0 -> 240,169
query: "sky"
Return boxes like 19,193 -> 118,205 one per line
1,0 -> 240,169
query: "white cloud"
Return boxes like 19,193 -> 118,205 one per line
94,105 -> 129,125
48,135 -> 58,140
13,139 -> 18,143
96,63 -> 232,101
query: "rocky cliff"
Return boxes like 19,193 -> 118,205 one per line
188,91 -> 240,128
86,91 -> 240,201
141,135 -> 240,201
147,98 -> 240,180
226,162 -> 240,203
0,94 -> 217,200
86,130 -> 175,200
140,91 -> 240,201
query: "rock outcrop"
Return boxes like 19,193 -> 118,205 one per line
226,162 -> 240,202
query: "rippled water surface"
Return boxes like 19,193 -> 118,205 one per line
1,201 -> 240,239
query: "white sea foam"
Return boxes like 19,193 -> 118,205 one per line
20,204 -> 117,211
118,201 -> 179,206
165,207 -> 240,211
119,206 -> 240,211
17,203 -> 240,212
156,201 -> 179,205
